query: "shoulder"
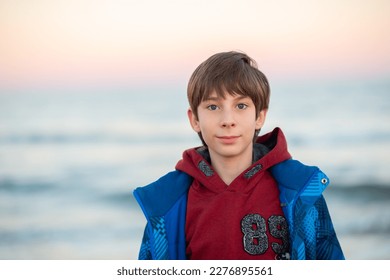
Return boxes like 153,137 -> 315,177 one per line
271,159 -> 329,201
133,170 -> 192,217
271,159 -> 319,188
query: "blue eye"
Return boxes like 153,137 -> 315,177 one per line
237,103 -> 248,110
207,104 -> 218,110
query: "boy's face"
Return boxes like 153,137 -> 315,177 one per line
188,91 -> 266,163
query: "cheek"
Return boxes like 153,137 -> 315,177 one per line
196,112 -> 212,131
198,121 -> 211,133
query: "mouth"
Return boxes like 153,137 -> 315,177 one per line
216,136 -> 240,144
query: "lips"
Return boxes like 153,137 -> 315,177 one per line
217,136 -> 240,144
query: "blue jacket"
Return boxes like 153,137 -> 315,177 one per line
133,159 -> 345,260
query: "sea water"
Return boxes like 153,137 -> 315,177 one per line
0,79 -> 389,259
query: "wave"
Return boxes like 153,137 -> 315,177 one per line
0,179 -> 54,194
326,184 -> 390,201
0,132 -> 194,145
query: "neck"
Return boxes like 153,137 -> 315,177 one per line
210,151 -> 253,186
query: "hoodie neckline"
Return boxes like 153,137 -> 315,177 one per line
175,127 -> 292,194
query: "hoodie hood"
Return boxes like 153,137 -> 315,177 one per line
175,127 -> 292,192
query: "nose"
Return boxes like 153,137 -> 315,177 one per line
220,110 -> 236,128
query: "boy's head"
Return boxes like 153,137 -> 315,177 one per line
187,51 -> 270,146
187,51 -> 270,120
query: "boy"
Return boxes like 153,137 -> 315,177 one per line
133,51 -> 344,260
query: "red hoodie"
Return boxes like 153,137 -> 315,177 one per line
175,128 -> 292,260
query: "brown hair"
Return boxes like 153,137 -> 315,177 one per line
187,51 -> 270,119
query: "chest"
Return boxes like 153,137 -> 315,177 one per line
185,172 -> 290,259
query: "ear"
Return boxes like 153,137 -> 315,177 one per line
255,109 -> 267,130
187,108 -> 201,133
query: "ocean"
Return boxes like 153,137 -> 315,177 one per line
0,79 -> 389,259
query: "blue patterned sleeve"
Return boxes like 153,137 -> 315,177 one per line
315,195 -> 345,260
138,225 -> 152,260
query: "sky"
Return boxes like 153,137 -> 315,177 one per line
0,0 -> 389,90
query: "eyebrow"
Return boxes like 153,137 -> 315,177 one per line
202,95 -> 250,102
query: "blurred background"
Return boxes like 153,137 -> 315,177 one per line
0,0 -> 389,259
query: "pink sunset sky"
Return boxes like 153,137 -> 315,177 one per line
1,0 -> 389,90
